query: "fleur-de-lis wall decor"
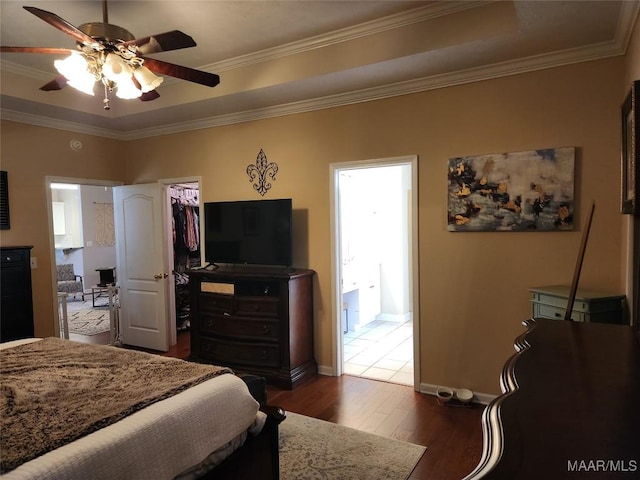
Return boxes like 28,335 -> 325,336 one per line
246,148 -> 278,196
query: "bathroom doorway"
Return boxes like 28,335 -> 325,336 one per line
331,156 -> 419,389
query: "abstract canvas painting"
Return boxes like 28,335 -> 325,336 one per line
447,147 -> 575,231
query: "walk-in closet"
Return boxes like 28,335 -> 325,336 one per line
169,183 -> 201,331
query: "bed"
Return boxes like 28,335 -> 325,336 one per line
0,337 -> 284,480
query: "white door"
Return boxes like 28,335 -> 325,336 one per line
114,184 -> 169,351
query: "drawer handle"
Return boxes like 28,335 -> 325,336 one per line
554,312 -> 562,318
207,319 -> 215,328
261,325 -> 271,335
261,349 -> 270,360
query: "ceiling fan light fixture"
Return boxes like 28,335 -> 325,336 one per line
133,65 -> 163,93
102,53 -> 132,83
115,76 -> 143,99
54,52 -> 96,96
2,3 -> 219,109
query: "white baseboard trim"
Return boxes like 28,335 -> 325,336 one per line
420,382 -> 497,406
317,369 -> 498,405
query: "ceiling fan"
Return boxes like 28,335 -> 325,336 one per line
0,1 -> 220,110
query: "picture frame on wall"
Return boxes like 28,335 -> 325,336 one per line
447,147 -> 575,232
621,80 -> 639,215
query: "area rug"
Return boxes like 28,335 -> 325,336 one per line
280,412 -> 426,480
66,300 -> 110,336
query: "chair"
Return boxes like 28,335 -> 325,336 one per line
56,264 -> 84,300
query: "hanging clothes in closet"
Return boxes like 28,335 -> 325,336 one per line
170,185 -> 200,331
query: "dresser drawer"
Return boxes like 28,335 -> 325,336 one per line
200,314 -> 279,341
199,337 -> 280,368
235,296 -> 279,317
200,293 -> 234,313
530,285 -> 626,324
1,249 -> 29,265
531,292 -> 588,312
535,303 -> 585,322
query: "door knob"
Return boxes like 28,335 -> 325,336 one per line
154,273 -> 163,279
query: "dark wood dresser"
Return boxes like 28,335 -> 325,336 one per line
188,267 -> 316,389
0,245 -> 34,341
465,318 -> 640,479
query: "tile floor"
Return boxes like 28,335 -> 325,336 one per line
343,319 -> 414,386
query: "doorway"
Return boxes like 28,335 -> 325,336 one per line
113,179 -> 202,352
46,177 -> 122,344
161,179 -> 202,347
330,156 -> 419,389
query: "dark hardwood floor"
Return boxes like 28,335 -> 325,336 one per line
179,331 -> 483,480
79,329 -> 484,480
268,375 -> 484,480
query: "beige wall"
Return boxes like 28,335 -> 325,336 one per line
0,122 -> 126,337
0,55 -> 626,395
125,58 -> 625,394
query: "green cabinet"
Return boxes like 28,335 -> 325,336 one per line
529,285 -> 626,325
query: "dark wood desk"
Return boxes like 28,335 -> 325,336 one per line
465,318 -> 640,479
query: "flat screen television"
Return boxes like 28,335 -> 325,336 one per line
204,198 -> 293,266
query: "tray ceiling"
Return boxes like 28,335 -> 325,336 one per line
1,0 -> 638,140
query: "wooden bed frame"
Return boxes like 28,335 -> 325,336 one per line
202,404 -> 285,480
199,374 -> 285,480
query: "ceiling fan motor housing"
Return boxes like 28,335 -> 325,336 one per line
79,22 -> 135,43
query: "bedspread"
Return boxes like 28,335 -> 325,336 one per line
1,338 -> 232,474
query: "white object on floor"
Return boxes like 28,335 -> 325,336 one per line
57,292 -> 69,340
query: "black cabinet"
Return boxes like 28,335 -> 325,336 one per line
1,246 -> 34,341
188,267 -> 316,389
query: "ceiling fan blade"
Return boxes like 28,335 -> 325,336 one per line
141,57 -> 220,88
40,76 -> 68,91
122,31 -> 196,55
140,90 -> 160,102
0,46 -> 74,55
23,6 -> 99,48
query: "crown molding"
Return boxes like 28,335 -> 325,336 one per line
616,0 -> 640,53
2,36 -> 629,141
0,108 -> 123,140
0,2 -> 488,84
112,37 -> 631,141
0,59 -> 52,81
204,1 -> 489,73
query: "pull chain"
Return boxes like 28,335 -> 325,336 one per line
103,83 -> 110,110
